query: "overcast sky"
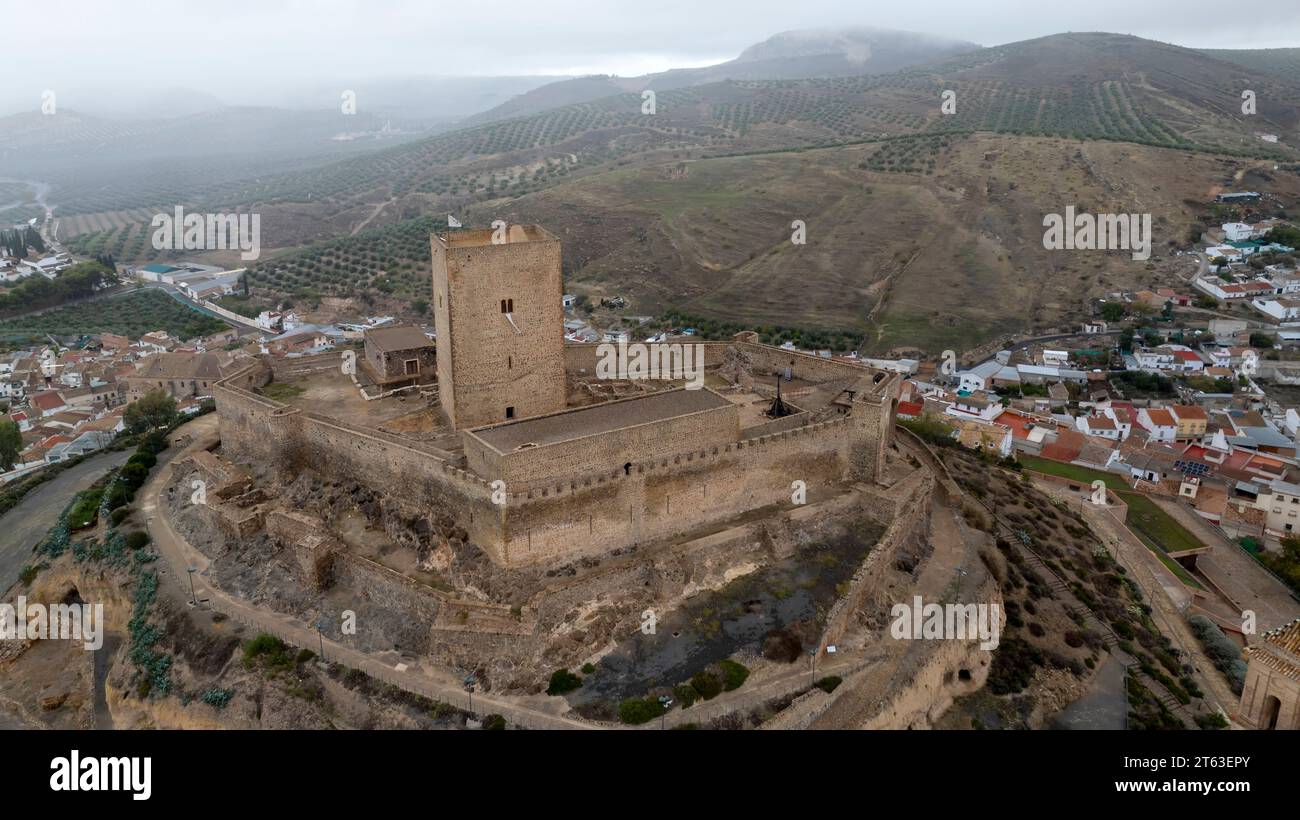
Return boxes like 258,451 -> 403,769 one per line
7,0 -> 1300,115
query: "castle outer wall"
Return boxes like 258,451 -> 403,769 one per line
213,342 -> 898,568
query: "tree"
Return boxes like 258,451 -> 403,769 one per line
124,389 -> 177,434
0,419 -> 21,471
1100,301 -> 1126,322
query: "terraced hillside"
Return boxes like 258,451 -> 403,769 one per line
54,32 -> 1300,351
243,130 -> 1300,354
1200,47 -> 1300,84
53,33 -> 1300,239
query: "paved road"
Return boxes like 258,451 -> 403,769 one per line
0,449 -> 132,591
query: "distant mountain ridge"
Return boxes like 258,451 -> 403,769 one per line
460,26 -> 981,126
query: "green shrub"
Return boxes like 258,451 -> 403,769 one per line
690,670 -> 723,701
815,676 -> 842,693
672,684 -> 697,708
581,663 -> 596,675
545,668 -> 583,696
119,462 -> 150,491
110,507 -> 130,526
200,687 -> 234,709
125,531 -> 150,550
127,450 -> 157,470
243,633 -> 291,668
482,714 -> 506,730
105,482 -> 131,510
67,489 -> 103,529
718,659 -> 750,691
618,697 -> 666,725
19,564 -> 38,585
1196,712 -> 1229,730
1189,615 -> 1248,694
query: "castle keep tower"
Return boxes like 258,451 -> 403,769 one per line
431,224 -> 567,429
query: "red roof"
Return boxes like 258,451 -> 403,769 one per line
896,401 -> 924,418
31,392 -> 65,411
1041,430 -> 1086,463
1145,408 -> 1176,426
1173,350 -> 1203,363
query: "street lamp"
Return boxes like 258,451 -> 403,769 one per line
314,619 -> 326,662
464,673 -> 476,714
185,566 -> 198,606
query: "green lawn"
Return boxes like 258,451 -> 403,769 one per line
1018,454 -> 1205,589
1017,455 -> 1128,489
1117,492 -> 1204,553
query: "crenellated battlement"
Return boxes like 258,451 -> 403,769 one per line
506,412 -> 852,506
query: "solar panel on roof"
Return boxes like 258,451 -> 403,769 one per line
1175,460 -> 1210,477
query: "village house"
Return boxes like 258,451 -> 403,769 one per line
1137,406 -> 1178,442
1170,404 -> 1209,441
124,352 -> 235,400
945,393 -> 1002,423
362,325 -> 436,387
952,418 -> 1013,458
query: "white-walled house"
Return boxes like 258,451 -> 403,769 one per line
952,418 -> 1013,459
1223,222 -> 1253,242
1136,407 -> 1178,442
1076,413 -> 1122,440
957,360 -> 1002,392
1251,297 -> 1300,322
946,393 -> 1003,422
1134,345 -> 1204,373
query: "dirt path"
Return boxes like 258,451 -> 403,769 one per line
350,197 -> 396,236
92,634 -> 122,730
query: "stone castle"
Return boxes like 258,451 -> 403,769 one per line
213,224 -> 901,568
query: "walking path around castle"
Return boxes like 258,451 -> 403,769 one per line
140,415 -> 594,730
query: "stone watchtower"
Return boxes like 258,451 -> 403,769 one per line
431,224 -> 567,429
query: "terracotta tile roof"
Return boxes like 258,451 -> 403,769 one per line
1247,619 -> 1300,679
896,400 -> 923,418
1041,429 -> 1086,463
1145,408 -> 1176,426
31,392 -> 65,411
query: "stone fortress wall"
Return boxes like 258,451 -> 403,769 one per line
214,338 -> 899,568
